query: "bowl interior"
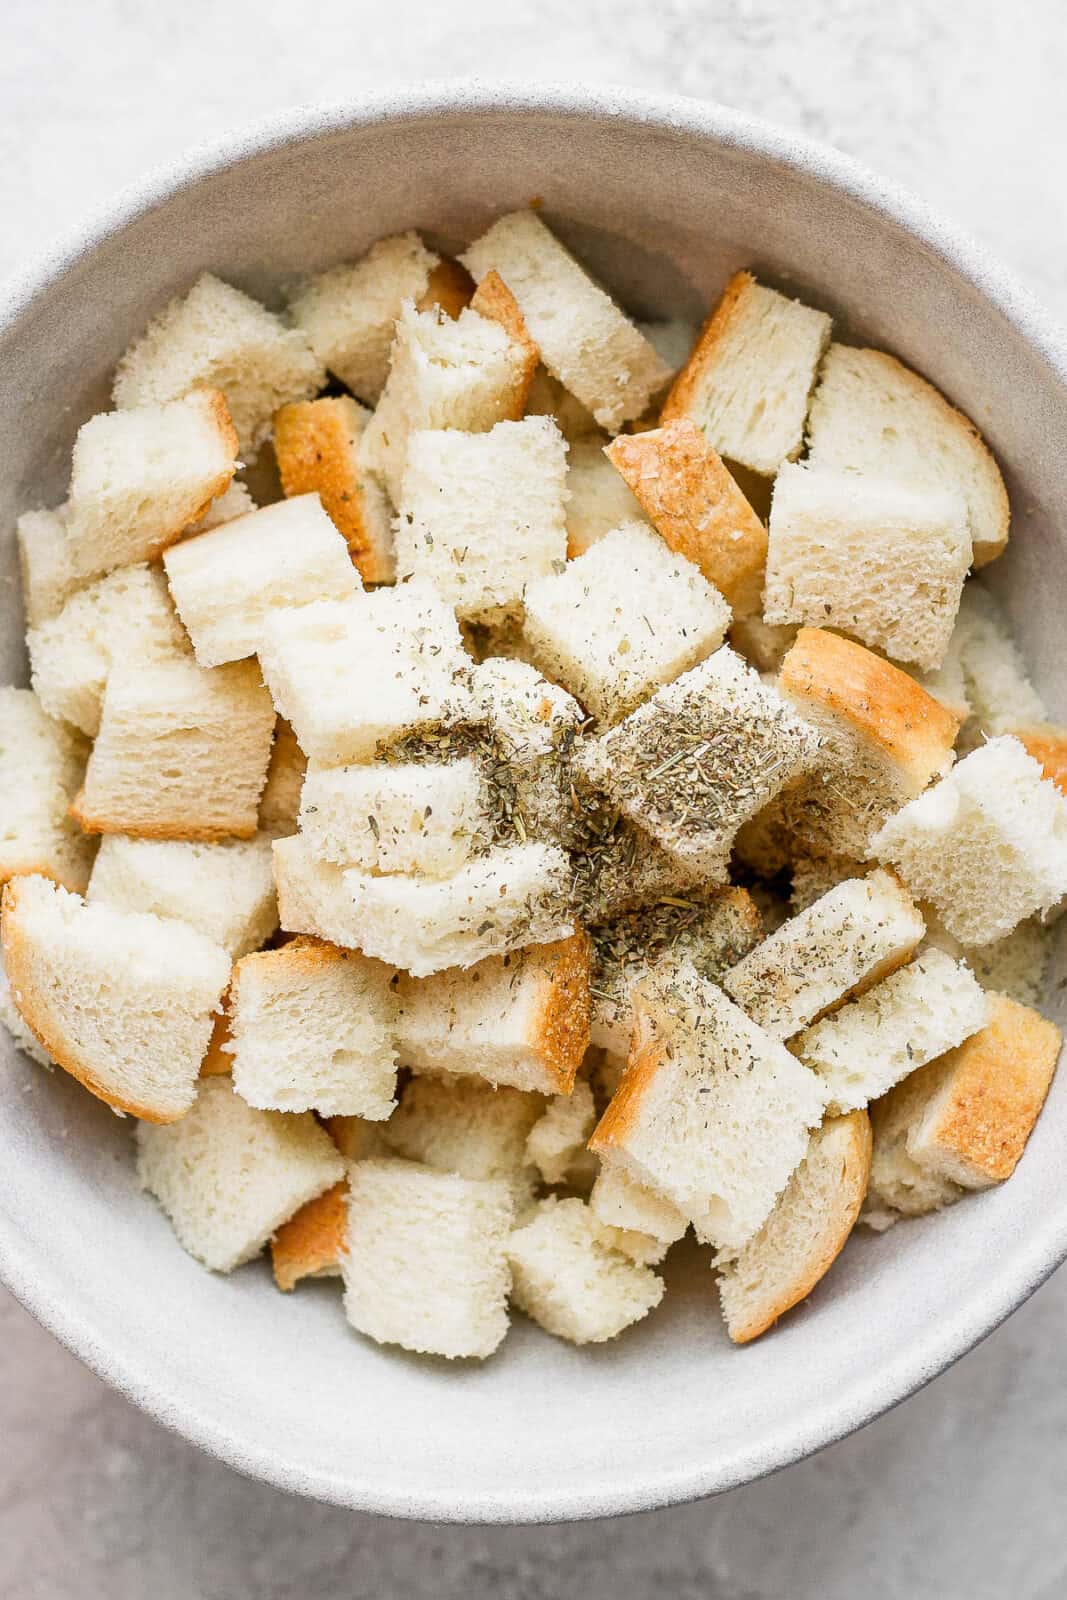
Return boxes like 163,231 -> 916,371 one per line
1,89 -> 1065,1522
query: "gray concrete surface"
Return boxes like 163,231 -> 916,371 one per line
3,2 -> 1067,1594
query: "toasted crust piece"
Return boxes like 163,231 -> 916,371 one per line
780,628 -> 961,788
1016,724 -> 1067,796
904,993 -> 1061,1188
469,269 -> 539,411
716,1111 -> 871,1343
662,271 -> 831,476
606,421 -> 767,616
272,397 -> 395,584
418,256 -> 476,319
270,1180 -> 348,1291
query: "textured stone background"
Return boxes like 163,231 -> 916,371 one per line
3,3 -> 1067,1595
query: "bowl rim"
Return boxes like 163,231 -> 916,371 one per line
3,77 -> 1067,1524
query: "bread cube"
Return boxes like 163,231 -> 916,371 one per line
137,1076 -> 344,1270
590,964 -> 827,1247
0,689 -> 94,891
661,271 -> 831,476
87,833 -> 276,959
723,870 -> 925,1040
65,390 -> 238,582
257,585 -> 472,765
287,232 -> 440,402
270,1181 -> 348,1291
896,995 -> 1060,1199
185,480 -> 257,535
469,656 -> 584,841
72,658 -> 274,842
0,948 -> 55,1068
525,1079 -> 596,1185
164,495 -> 359,668
589,886 -> 763,1054
1016,724 -> 1067,797
360,302 -> 533,502
28,563 -> 190,736
342,841 -> 572,976
953,583 -> 1046,735
579,647 -> 820,876
507,1196 -> 664,1344
806,344 -> 1010,566
395,418 -> 568,620
299,757 -> 487,875
873,737 -> 1067,945
716,1111 -> 871,1343
342,1157 -> 513,1358
775,628 -> 961,858
564,439 -> 650,559
395,930 -> 591,1088
273,397 -> 395,584
468,268 -> 539,395
228,936 -> 397,1118
381,1075 -> 542,1202
588,1164 -> 688,1265
114,273 -> 324,455
272,834 -> 362,946
258,719 -> 306,837
522,522 -> 730,725
794,947 -> 988,1113
2,875 -> 230,1121
566,798 -> 704,925
17,506 -> 77,626
764,464 -> 972,670
461,211 -> 670,432
607,420 -> 769,617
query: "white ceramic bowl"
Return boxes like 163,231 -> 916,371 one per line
1,82 -> 1065,1524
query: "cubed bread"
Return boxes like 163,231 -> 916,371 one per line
137,1076 -> 344,1270
589,886 -> 764,1054
164,495 -> 360,668
65,391 -> 238,582
360,302 -> 534,503
522,522 -> 730,725
28,563 -> 190,736
728,615 -> 799,675
525,1079 -> 597,1185
460,210 -> 670,432
507,1196 -> 664,1344
287,232 -> 440,402
723,869 -> 925,1040
896,994 -> 1061,1191
71,658 -> 275,841
257,585 -> 472,765
258,720 -> 307,837
588,1164 -> 688,1265
774,628 -> 961,858
340,842 -> 573,976
1,875 -> 230,1121
865,1081 -> 962,1223
661,271 -> 831,476
380,1075 -> 542,1202
468,656 -> 584,841
564,439 -> 650,559
0,950 -> 55,1068
468,268 -> 540,398
342,1157 -> 513,1359
114,273 -> 324,455
872,737 -> 1067,946
793,946 -> 988,1113
185,479 -> 257,535
567,803 -> 705,925
16,506 -> 77,626
952,583 -> 1046,734
227,936 -> 397,1118
1015,724 -> 1067,796
607,420 -> 769,617
579,648 -> 821,876
299,757 -> 487,876
764,465 -> 972,671
87,833 -> 276,959
0,688 -> 94,891
270,1180 -> 348,1291
395,931 -> 591,1090
272,397 -> 395,584
590,963 -> 827,1247
395,417 -> 568,619
806,344 -> 1010,566
715,1110 -> 871,1343
271,834 -> 363,946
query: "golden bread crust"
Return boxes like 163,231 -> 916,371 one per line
270,1180 -> 348,1291
606,419 -> 767,615
469,269 -> 540,419
530,930 -> 593,1094
68,789 -> 259,843
660,271 -> 756,429
417,256 -> 476,320
272,395 -> 395,583
1016,724 -> 1067,797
